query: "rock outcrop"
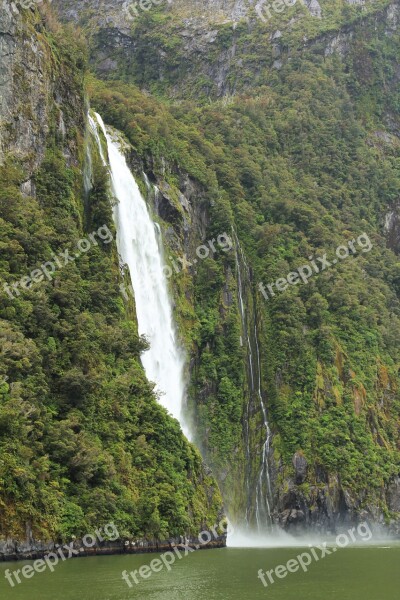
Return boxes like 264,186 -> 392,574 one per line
0,1 -> 85,174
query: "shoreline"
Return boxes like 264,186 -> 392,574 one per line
0,536 -> 227,564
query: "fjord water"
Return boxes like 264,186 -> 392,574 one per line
93,114 -> 188,434
2,546 -> 399,599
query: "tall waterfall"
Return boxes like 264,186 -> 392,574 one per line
234,233 -> 273,532
87,112 -> 275,539
90,113 -> 189,436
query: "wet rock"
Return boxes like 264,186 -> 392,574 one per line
388,477 -> 400,513
0,532 -> 226,562
293,452 -> 308,484
384,204 -> 400,254
279,508 -> 305,528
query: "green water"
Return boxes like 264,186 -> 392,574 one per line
1,545 -> 399,599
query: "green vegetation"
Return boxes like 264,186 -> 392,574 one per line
0,12 -> 222,542
1,0 -> 399,539
88,3 -> 400,517
0,149 -> 222,540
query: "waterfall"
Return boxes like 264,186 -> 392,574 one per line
234,233 -> 273,531
254,327 -> 273,530
83,125 -> 93,197
235,240 -> 253,527
89,113 -> 189,437
87,111 -> 274,536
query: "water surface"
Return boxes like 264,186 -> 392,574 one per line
1,545 -> 399,599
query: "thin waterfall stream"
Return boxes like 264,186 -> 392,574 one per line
233,233 -> 273,533
90,113 -> 189,437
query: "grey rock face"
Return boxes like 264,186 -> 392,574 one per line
346,0 -> 365,6
305,0 -> 321,18
387,477 -> 400,513
0,1 -> 52,167
292,452 -> 307,484
385,204 -> 400,254
0,0 -> 18,163
0,1 -> 84,174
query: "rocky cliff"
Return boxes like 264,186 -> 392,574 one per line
1,0 -> 399,541
0,1 -> 85,174
84,0 -> 400,535
52,0 -> 399,98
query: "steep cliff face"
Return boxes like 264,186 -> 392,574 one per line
385,203 -> 400,254
0,2 -> 224,554
52,0 -> 399,99
85,0 -> 400,534
2,0 -> 400,540
0,1 -> 85,175
114,127 -> 400,534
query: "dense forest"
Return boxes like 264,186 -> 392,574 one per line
87,2 -> 400,525
0,0 -> 399,545
0,6 -> 222,542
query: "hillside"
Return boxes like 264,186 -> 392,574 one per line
0,1 -> 223,549
0,0 -> 399,548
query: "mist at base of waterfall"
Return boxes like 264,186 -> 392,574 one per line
228,527 -> 322,548
227,525 -> 399,548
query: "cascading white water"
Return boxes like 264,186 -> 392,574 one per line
88,114 -> 107,164
88,112 -> 282,544
91,113 -> 189,436
235,240 -> 253,527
